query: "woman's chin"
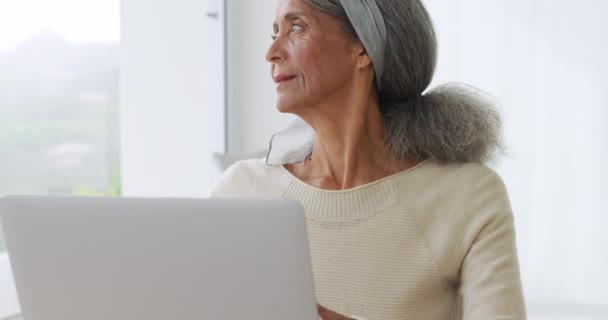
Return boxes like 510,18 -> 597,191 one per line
275,99 -> 300,114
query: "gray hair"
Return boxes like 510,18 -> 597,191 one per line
304,0 -> 503,164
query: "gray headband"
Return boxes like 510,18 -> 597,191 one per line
266,0 -> 388,166
340,0 -> 387,90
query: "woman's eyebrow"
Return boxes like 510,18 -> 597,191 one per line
273,11 -> 307,32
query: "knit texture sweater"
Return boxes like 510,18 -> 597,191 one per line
210,158 -> 526,320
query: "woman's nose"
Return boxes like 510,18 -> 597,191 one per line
265,37 -> 286,63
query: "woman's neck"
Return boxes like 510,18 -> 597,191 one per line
288,95 -> 419,190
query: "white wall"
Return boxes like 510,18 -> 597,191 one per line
226,0 -> 296,156
120,0 -> 224,197
120,0 -> 290,191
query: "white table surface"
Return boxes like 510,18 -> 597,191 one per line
0,253 -> 20,320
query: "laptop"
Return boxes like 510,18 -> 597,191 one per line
0,196 -> 317,320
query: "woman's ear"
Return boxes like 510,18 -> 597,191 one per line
357,49 -> 372,69
352,40 -> 372,69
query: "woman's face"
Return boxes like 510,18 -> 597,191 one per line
266,0 -> 360,114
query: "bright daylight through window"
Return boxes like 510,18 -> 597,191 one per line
0,0 -> 119,253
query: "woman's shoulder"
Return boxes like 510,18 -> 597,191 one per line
393,161 -> 514,280
226,157 -> 269,174
208,158 -> 269,198
209,158 -> 288,198
395,160 -> 506,194
393,160 -> 511,232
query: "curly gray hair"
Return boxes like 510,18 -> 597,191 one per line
304,0 -> 503,164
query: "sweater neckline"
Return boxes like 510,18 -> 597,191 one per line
278,159 -> 429,222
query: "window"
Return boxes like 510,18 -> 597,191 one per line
0,1 -> 120,253
0,1 -> 119,317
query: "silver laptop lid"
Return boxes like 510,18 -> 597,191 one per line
0,196 -> 317,320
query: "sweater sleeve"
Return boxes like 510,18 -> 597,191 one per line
459,171 -> 527,319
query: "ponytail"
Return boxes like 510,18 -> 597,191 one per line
381,83 -> 503,164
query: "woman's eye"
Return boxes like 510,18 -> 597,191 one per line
271,24 -> 301,40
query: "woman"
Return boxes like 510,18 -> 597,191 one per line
211,0 -> 526,319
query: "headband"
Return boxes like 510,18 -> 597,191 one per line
339,0 -> 387,89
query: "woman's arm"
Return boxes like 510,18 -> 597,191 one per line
459,173 -> 527,319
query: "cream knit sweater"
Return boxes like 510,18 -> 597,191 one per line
210,158 -> 526,320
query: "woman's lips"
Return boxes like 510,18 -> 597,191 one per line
273,74 -> 297,87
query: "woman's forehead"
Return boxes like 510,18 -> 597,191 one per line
274,0 -> 316,23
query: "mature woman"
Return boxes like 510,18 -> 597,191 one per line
211,0 -> 526,319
